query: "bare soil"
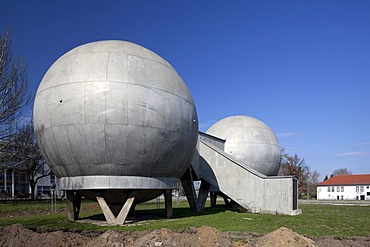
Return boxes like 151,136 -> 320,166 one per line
0,224 -> 370,247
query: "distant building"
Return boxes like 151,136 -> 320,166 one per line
0,139 -> 61,199
0,164 -> 61,199
316,174 -> 370,200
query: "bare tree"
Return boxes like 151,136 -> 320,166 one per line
12,123 -> 49,200
0,27 -> 31,195
0,28 -> 31,139
279,149 -> 322,199
331,168 -> 352,177
307,169 -> 320,199
279,151 -> 308,177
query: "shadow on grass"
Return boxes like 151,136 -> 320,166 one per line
79,204 -> 237,224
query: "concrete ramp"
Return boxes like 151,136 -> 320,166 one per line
191,135 -> 301,215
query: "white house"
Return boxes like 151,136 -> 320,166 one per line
317,174 -> 370,200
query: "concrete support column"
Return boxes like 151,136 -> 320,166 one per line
164,189 -> 173,219
96,195 -> 135,225
66,191 -> 82,221
210,192 -> 217,207
197,180 -> 210,211
180,167 -> 200,211
219,192 -> 231,206
96,196 -> 116,224
116,197 -> 135,224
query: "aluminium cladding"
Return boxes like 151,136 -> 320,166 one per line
33,40 -> 198,200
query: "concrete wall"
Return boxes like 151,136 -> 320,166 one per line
195,139 -> 300,215
198,131 -> 225,151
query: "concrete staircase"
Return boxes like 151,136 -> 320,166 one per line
189,135 -> 301,215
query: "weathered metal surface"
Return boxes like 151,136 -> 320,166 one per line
206,116 -> 281,176
59,176 -> 179,190
33,40 -> 198,181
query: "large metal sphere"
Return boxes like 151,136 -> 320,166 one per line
206,116 -> 281,176
33,40 -> 198,180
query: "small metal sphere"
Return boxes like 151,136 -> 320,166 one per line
206,116 -> 281,176
33,40 -> 198,180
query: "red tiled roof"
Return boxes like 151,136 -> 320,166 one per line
317,174 -> 370,186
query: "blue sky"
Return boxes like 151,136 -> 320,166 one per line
2,1 -> 370,179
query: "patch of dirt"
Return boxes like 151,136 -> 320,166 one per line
1,224 -> 370,247
245,227 -> 316,247
0,224 -> 89,247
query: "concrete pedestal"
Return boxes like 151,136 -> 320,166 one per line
66,191 -> 81,221
164,190 -> 173,219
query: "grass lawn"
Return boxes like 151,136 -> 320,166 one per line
0,200 -> 369,237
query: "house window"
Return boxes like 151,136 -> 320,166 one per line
341,186 -> 344,192
360,186 -> 364,192
367,186 -> 369,189
336,186 -> 340,192
327,187 -> 330,192
331,187 -> 334,192
356,186 -> 359,192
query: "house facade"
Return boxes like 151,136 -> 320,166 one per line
316,174 -> 370,200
